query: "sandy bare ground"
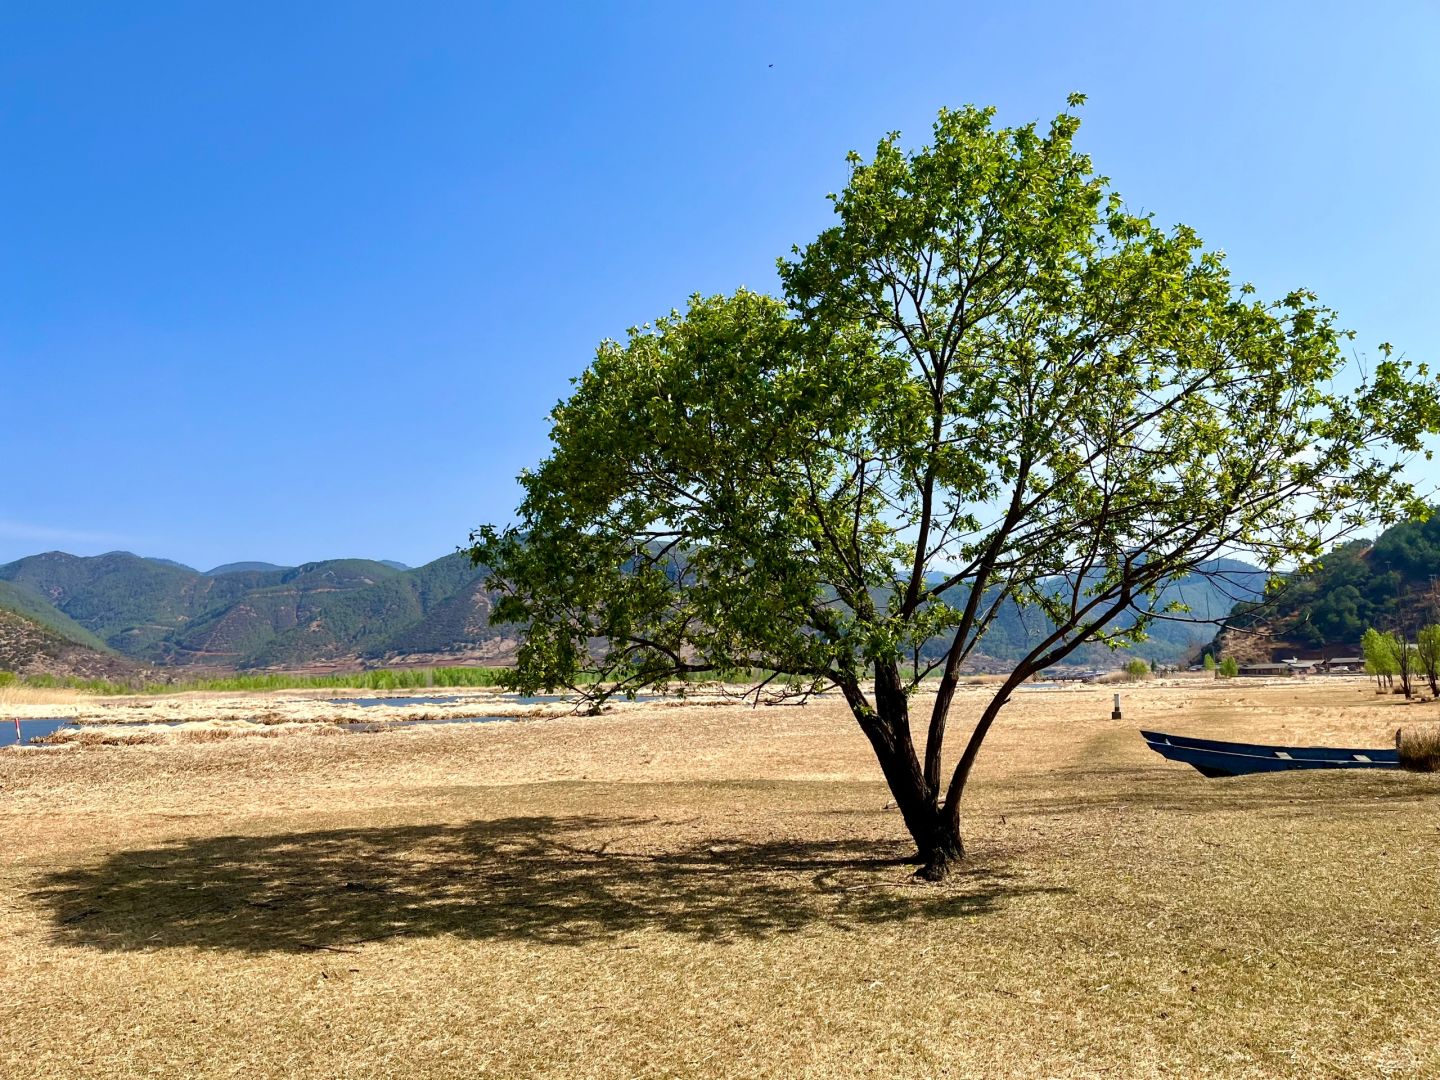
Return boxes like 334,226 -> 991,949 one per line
1,679 -> 1437,1078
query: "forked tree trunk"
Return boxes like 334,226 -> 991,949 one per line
842,665 -> 967,881
858,724 -> 965,880
843,662 -> 1026,881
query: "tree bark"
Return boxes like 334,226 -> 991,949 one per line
913,806 -> 964,881
841,663 -> 966,880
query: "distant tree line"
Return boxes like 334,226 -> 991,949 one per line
1360,625 -> 1440,699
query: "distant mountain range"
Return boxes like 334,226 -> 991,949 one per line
206,561 -> 293,576
925,558 -> 1267,670
0,551 -> 508,672
129,556 -> 413,576
0,547 -> 1270,677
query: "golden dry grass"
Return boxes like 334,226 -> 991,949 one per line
0,684 -> 83,707
2,680 -> 1438,1078
1397,722 -> 1440,771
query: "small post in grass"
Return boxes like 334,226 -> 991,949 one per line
1111,693 -> 1123,721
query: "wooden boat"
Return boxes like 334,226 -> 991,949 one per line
1140,729 -> 1400,778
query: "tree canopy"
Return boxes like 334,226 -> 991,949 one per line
472,98 -> 1440,879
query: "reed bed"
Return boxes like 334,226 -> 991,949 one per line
0,684 -> 82,707
1397,722 -> 1440,771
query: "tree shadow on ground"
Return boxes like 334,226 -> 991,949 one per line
1007,759 -> 1435,818
33,816 -> 1062,953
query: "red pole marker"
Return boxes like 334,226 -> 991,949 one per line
12,717 -> 19,744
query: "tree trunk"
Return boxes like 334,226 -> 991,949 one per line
841,664 -> 967,881
913,806 -> 964,881
865,738 -> 964,880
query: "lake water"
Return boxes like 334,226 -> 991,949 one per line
9,719 -> 80,745
7,698 -> 644,749
5,714 -> 526,747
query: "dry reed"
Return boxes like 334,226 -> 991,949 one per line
1397,723 -> 1440,771
34,729 -> 162,747
0,685 -> 82,707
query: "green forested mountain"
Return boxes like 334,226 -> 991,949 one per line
0,545 -> 1266,673
199,556 -> 506,668
0,551 -> 505,669
0,597 -> 142,679
1223,513 -> 1440,650
144,557 -> 199,572
0,551 -> 266,655
0,580 -> 111,652
206,561 -> 294,576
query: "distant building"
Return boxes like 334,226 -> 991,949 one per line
1266,653 -> 1367,675
1239,662 -> 1294,677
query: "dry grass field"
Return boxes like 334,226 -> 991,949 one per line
2,679 -> 1437,1078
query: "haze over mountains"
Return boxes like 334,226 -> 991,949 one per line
0,547 -> 1272,676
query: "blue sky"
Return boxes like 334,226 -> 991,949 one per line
3,2 -> 1438,570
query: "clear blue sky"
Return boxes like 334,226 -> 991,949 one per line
3,2 -> 1438,570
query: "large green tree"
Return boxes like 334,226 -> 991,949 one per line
472,99 -> 1440,879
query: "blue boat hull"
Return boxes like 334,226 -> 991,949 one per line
1140,729 -> 1399,778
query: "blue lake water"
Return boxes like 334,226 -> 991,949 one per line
331,694 -> 578,707
5,715 -> 530,747
9,719 -> 81,745
9,718 -> 206,746
5,715 -> 526,747
6,699 -> 646,749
